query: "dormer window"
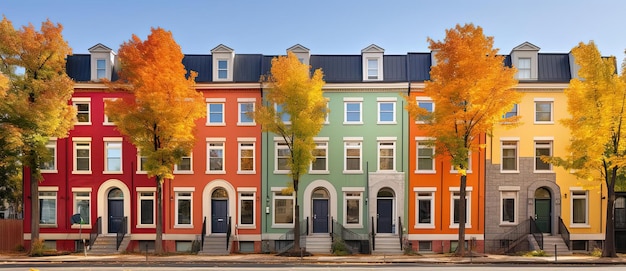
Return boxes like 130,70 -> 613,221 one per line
96,59 -> 106,79
367,59 -> 379,80
88,43 -> 115,82
361,44 -> 384,81
211,44 -> 234,82
511,42 -> 539,81
518,58 -> 531,79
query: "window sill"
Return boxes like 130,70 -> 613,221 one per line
75,122 -> 92,126
343,122 -> 364,125
71,224 -> 92,229
449,224 -> 472,229
343,223 -> 363,229
271,224 -> 294,229
377,122 -> 397,125
308,171 -> 330,175
206,123 -> 226,126
205,171 -> 225,175
174,171 -> 194,175
135,171 -> 147,174
533,170 -> 554,174
103,171 -> 123,174
414,225 -> 435,229
72,170 -> 92,175
237,171 -> 256,175
534,121 -> 554,125
500,170 -> 520,174
102,123 -> 116,126
41,170 -> 58,174
237,224 -> 256,229
450,170 -> 473,174
415,170 -> 436,174
569,224 -> 590,228
136,224 -> 156,229
343,170 -> 363,174
236,122 -> 256,126
499,222 -> 518,226
273,171 -> 290,175
39,224 -> 57,228
174,224 -> 194,229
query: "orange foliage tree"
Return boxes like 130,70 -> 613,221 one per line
406,24 -> 520,256
0,17 -> 75,253
105,28 -> 205,254
254,52 -> 327,253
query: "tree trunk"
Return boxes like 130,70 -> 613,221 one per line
457,174 -> 467,257
602,172 -> 617,257
29,164 -> 40,254
155,176 -> 163,254
292,178 -> 301,253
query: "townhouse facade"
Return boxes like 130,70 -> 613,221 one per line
21,41 -> 611,254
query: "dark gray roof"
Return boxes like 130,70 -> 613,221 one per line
383,55 -> 407,82
408,53 -> 431,82
234,54 -> 263,82
66,54 -> 90,82
537,54 -> 571,82
182,55 -> 211,82
311,55 -> 361,83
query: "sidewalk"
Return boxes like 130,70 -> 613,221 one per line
1,252 -> 626,265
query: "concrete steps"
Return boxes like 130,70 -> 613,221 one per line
542,234 -> 572,255
305,234 -> 332,254
89,235 -> 129,255
198,234 -> 230,255
372,235 -> 403,255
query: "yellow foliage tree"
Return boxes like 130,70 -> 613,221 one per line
105,28 -> 205,254
254,52 -> 327,253
0,17 -> 75,254
406,24 -> 520,256
550,41 -> 626,257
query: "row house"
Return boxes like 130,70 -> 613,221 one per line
22,41 -> 608,255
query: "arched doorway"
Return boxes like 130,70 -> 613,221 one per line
312,188 -> 329,233
534,187 -> 551,233
211,188 -> 228,233
107,188 -> 124,233
377,188 -> 395,233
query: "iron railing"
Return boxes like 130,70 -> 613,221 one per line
371,216 -> 376,251
89,216 -> 102,250
492,218 -> 530,254
529,216 -> 544,250
201,216 -> 207,250
276,218 -> 308,254
398,216 -> 403,251
331,218 -> 368,254
116,216 -> 128,250
558,216 -> 571,250
226,216 -> 232,250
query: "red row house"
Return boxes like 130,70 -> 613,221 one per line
23,44 -> 263,254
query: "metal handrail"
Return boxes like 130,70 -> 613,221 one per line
529,216 -> 544,250
226,216 -> 232,250
497,218 -> 530,254
371,216 -> 376,251
276,218 -> 308,255
201,216 -> 207,250
306,216 -> 309,236
116,216 -> 127,250
398,216 -> 403,251
558,217 -> 571,250
89,216 -> 102,250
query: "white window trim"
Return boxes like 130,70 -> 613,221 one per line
206,98 -> 226,126
174,187 -> 195,228
39,188 -> 58,227
377,97 -> 397,124
174,153 -> 194,174
309,138 -> 329,174
570,188 -> 589,228
71,188 -> 92,229
237,138 -> 256,174
103,138 -> 123,174
72,137 -> 92,174
274,140 -> 290,174
414,187 -> 436,229
343,97 -> 363,125
450,151 -> 473,174
343,137 -> 363,174
534,139 -> 554,173
206,138 -> 226,174
137,187 -> 156,228
343,191 -> 363,228
136,152 -> 147,174
72,97 -> 92,125
103,98 -> 117,126
271,187 -> 295,228
499,190 -> 518,226
41,139 -> 58,173
500,139 -> 519,173
238,190 -> 256,229
237,98 -> 256,126
534,98 -> 554,124
415,97 -> 434,124
364,57 -> 382,81
214,58 -> 233,81
449,187 -> 472,229
517,57 -> 531,79
415,137 -> 436,174
377,138 -> 396,172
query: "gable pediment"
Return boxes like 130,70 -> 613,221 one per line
88,43 -> 114,53
287,44 -> 310,53
512,42 -> 540,52
361,44 -> 385,53
211,44 -> 234,54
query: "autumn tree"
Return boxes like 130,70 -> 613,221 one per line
0,72 -> 22,217
406,24 -> 520,256
549,41 -> 626,257
105,28 -> 205,254
254,52 -> 326,253
0,17 -> 75,253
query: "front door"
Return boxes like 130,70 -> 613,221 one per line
312,199 -> 329,233
212,199 -> 228,233
377,199 -> 393,233
108,199 -> 124,233
535,199 -> 551,233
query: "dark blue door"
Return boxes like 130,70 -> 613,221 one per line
108,199 -> 123,233
377,199 -> 393,233
313,199 -> 329,233
212,200 -> 228,233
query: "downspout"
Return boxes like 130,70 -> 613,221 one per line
261,82 -> 269,235
66,137 -> 70,232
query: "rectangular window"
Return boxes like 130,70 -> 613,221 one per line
207,142 -> 225,173
450,152 -> 472,174
238,102 -> 255,125
73,191 -> 90,224
73,138 -> 91,174
217,60 -> 228,79
415,190 -> 435,228
137,153 -> 148,174
207,103 -> 225,125
572,190 -> 588,225
535,100 -> 553,123
501,191 -> 517,224
378,141 -> 395,171
503,104 -> 518,119
501,141 -> 518,172
345,192 -> 362,227
138,191 -> 155,226
378,101 -> 395,124
344,99 -> 362,124
175,192 -> 192,226
238,142 -> 255,173
103,98 -> 117,125
451,190 -> 471,228
273,191 -> 294,226
239,192 -> 255,226
276,104 -> 290,124
175,155 -> 192,173
96,59 -> 106,79
416,98 -> 434,123
104,141 -> 122,173
367,59 -> 378,80
535,141 -> 553,171
310,141 -> 328,173
275,142 -> 291,172
40,140 -> 57,172
39,191 -> 57,226
518,58 -> 531,79
73,98 -> 91,124
344,140 -> 362,173
416,140 -> 435,173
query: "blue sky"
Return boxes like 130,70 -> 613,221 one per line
1,0 -> 625,62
